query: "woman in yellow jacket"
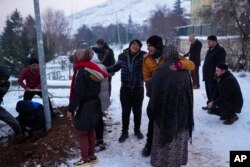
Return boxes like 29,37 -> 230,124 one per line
142,35 -> 195,157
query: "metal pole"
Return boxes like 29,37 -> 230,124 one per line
33,0 -> 51,131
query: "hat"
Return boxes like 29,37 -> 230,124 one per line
0,66 -> 10,79
207,35 -> 217,42
75,49 -> 94,61
129,39 -> 142,48
147,35 -> 163,49
217,63 -> 228,70
29,58 -> 39,65
96,38 -> 105,46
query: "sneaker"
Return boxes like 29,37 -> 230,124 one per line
142,144 -> 151,157
89,155 -> 99,164
223,115 -> 238,125
73,159 -> 91,167
134,131 -> 144,139
118,133 -> 128,143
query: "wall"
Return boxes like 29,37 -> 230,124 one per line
178,36 -> 244,69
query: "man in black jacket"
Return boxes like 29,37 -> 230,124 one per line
202,35 -> 226,110
207,64 -> 243,125
184,34 -> 202,89
0,66 -> 22,138
92,39 -> 116,97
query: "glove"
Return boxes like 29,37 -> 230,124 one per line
169,61 -> 182,71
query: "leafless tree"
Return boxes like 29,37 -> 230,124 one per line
212,0 -> 250,70
42,8 -> 70,55
148,6 -> 185,45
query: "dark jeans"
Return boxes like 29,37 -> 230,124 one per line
190,66 -> 200,86
145,103 -> 154,149
0,106 -> 22,136
205,80 -> 218,103
23,90 -> 54,116
120,86 -> 144,134
95,114 -> 104,144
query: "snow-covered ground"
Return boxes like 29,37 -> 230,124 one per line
1,45 -> 250,167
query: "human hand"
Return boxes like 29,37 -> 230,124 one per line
169,62 -> 182,71
67,111 -> 74,120
207,101 -> 213,109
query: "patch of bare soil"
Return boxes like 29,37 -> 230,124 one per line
0,107 -> 79,167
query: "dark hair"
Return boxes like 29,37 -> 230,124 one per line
207,35 -> 217,42
96,38 -> 105,46
29,58 -> 39,65
146,35 -> 163,50
129,39 -> 142,48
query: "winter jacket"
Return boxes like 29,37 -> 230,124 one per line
107,48 -> 146,89
18,66 -> 41,89
213,71 -> 243,113
0,80 -> 10,103
68,66 -> 104,131
148,60 -> 194,144
143,53 -> 195,82
92,43 -> 115,67
202,44 -> 226,82
185,39 -> 202,66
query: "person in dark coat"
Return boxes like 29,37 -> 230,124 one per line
202,35 -> 226,110
16,100 -> 45,136
184,34 -> 202,89
107,39 -> 146,143
92,38 -> 116,97
0,66 -> 22,138
207,64 -> 243,125
67,49 -> 108,166
148,44 -> 194,167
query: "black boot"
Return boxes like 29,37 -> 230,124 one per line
134,130 -> 144,139
142,144 -> 151,157
118,132 -> 128,143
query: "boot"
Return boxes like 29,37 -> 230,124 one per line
118,133 -> 128,143
142,144 -> 151,157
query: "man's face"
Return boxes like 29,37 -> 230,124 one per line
30,63 -> 39,71
97,43 -> 103,48
207,40 -> 217,48
189,37 -> 195,44
147,44 -> 157,56
215,67 -> 225,77
130,42 -> 140,54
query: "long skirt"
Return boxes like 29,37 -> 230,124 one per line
150,124 -> 189,167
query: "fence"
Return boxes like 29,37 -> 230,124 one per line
176,24 -> 214,36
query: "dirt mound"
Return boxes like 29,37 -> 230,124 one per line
0,107 -> 79,167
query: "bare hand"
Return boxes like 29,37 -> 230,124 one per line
207,101 -> 213,109
67,111 -> 73,120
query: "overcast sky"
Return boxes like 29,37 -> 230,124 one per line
0,0 -> 108,33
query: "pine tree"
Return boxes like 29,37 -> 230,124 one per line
0,9 -> 25,76
173,0 -> 183,16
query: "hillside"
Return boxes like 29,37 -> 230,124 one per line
68,0 -> 190,34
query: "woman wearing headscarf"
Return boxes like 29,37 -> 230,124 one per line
148,45 -> 194,167
67,49 -> 108,166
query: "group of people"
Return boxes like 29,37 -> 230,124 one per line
0,33 -> 244,167
0,58 -> 56,143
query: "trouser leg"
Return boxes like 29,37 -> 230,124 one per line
0,106 -> 22,136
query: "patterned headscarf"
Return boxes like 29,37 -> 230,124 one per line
164,44 -> 179,60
